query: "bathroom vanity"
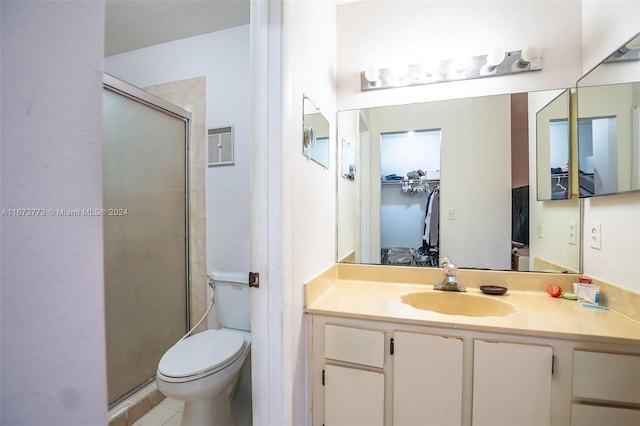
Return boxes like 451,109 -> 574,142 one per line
305,265 -> 640,426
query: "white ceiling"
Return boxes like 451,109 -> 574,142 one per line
104,0 -> 250,56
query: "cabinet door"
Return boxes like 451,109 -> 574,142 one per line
473,340 -> 552,426
393,331 -> 463,426
324,364 -> 384,426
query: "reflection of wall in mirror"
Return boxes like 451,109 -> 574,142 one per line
341,138 -> 356,181
578,83 -> 633,194
549,120 -> 569,199
633,106 -> 640,190
337,110 -> 359,262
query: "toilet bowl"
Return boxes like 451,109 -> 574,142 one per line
156,272 -> 251,426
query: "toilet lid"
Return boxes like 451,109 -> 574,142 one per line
158,329 -> 245,379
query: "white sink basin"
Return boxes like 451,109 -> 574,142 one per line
401,291 -> 516,317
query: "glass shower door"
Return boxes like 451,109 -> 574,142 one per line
103,82 -> 189,406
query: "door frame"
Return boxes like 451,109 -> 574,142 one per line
250,1 -> 286,425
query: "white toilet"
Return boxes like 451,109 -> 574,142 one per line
157,272 -> 251,426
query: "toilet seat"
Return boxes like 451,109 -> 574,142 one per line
158,329 -> 245,383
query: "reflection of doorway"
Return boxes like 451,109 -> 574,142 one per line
578,116 -> 618,196
511,93 -> 529,270
549,119 -> 570,199
379,130 -> 441,259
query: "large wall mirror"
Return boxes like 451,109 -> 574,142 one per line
536,89 -> 571,201
577,31 -> 640,197
337,91 -> 581,274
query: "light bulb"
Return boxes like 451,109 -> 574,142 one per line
453,55 -> 470,73
421,58 -> 439,77
522,45 -> 542,62
392,65 -> 408,81
479,47 -> 506,75
364,66 -> 380,84
517,45 -> 542,67
486,48 -> 505,69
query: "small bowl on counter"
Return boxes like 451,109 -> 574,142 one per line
479,285 -> 508,296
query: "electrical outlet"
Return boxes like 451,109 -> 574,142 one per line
590,223 -> 601,250
537,220 -> 544,238
447,208 -> 455,220
568,221 -> 577,245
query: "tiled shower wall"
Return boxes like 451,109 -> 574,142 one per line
145,76 -> 208,333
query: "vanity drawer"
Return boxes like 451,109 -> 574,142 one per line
571,404 -> 640,426
572,350 -> 640,404
324,324 -> 384,368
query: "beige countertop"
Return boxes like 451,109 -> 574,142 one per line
306,275 -> 640,345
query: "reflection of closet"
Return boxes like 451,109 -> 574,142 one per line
380,183 -> 440,266
379,130 -> 441,267
551,173 -> 569,199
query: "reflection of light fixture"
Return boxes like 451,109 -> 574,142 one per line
361,45 -> 543,91
604,31 -> 640,63
303,126 -> 315,147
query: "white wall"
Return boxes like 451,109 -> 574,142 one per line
581,1 -> 640,292
105,25 -> 251,277
282,2 -> 338,424
1,2 -> 107,425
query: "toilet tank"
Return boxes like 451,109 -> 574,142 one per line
211,272 -> 251,331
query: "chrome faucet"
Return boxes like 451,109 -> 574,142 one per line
434,257 -> 466,292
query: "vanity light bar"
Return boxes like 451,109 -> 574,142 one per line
360,48 -> 543,91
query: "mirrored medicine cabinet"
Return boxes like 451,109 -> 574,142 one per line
576,31 -> 640,198
536,89 -> 571,201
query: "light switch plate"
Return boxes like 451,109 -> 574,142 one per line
537,220 -> 544,239
447,208 -> 455,220
590,223 -> 601,250
568,221 -> 577,245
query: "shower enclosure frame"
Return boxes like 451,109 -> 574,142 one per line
103,73 -> 192,407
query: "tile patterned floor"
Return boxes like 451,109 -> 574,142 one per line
134,366 -> 252,426
133,398 -> 183,426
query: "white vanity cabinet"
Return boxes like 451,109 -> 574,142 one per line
308,314 -> 640,426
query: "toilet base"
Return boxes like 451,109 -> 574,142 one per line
183,392 -> 234,426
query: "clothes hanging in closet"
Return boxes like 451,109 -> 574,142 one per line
422,188 -> 439,248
